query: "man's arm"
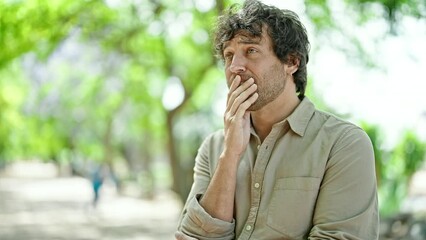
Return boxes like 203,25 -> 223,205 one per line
309,127 -> 379,239
177,133 -> 236,240
177,75 -> 258,239
199,76 -> 257,222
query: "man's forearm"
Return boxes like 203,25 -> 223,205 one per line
199,153 -> 239,222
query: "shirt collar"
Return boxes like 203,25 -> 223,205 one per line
287,97 -> 315,137
249,97 -> 316,138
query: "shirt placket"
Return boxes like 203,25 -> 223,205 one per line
238,127 -> 282,240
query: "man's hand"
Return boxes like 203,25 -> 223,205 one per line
223,75 -> 258,160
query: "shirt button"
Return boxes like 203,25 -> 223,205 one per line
254,183 -> 260,188
246,225 -> 252,231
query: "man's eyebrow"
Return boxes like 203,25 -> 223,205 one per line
238,39 -> 261,45
223,38 -> 261,52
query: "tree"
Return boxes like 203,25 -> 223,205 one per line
0,0 -> 112,68
1,0 -> 227,201
0,0 -> 425,210
0,0 -> 115,164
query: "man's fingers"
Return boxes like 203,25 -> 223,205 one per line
229,75 -> 241,92
226,77 -> 254,111
228,83 -> 257,117
227,75 -> 241,106
234,92 -> 258,119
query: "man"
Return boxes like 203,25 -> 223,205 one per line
176,0 -> 379,239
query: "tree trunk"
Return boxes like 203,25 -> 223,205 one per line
103,117 -> 122,191
166,112 -> 184,200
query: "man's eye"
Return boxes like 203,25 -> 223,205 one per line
224,53 -> 233,61
247,48 -> 258,54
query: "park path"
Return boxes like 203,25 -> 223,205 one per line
0,163 -> 183,240
1,162 -> 426,240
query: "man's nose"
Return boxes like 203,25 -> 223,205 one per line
229,54 -> 247,73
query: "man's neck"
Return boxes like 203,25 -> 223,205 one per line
251,94 -> 301,142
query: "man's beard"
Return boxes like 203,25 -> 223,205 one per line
247,64 -> 287,111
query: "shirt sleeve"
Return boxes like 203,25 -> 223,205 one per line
309,127 -> 380,240
177,133 -> 236,240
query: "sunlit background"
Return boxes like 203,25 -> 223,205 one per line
0,0 -> 425,239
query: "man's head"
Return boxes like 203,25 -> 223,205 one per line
214,0 -> 310,99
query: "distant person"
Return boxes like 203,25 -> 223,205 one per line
91,164 -> 107,208
176,0 -> 379,239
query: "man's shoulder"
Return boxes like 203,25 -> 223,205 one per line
312,108 -> 361,130
308,109 -> 373,157
302,97 -> 359,130
310,108 -> 368,142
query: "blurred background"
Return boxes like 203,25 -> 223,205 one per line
0,0 -> 426,239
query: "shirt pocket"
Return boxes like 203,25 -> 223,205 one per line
266,177 -> 321,239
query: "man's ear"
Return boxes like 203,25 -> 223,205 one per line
286,53 -> 300,75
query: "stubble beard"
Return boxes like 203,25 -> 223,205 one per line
247,64 -> 287,111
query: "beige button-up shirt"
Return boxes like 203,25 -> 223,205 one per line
178,97 -> 379,239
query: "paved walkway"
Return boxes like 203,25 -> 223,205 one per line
0,174 -> 183,240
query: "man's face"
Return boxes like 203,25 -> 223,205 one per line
222,30 -> 290,111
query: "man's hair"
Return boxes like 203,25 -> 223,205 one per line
214,0 -> 310,99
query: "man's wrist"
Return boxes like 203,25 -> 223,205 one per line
219,149 -> 242,167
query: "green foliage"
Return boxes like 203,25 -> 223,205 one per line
0,0 -> 112,68
363,123 -> 426,216
0,63 -> 28,160
305,0 -> 336,31
351,0 -> 426,26
361,122 -> 385,185
381,131 -> 425,216
0,0 -> 425,208
398,131 -> 426,176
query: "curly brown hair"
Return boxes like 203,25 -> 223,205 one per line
214,0 -> 310,99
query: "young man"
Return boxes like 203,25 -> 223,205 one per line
176,0 -> 379,239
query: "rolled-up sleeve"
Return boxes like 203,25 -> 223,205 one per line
180,194 -> 235,239
309,127 -> 379,239
177,133 -> 235,240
